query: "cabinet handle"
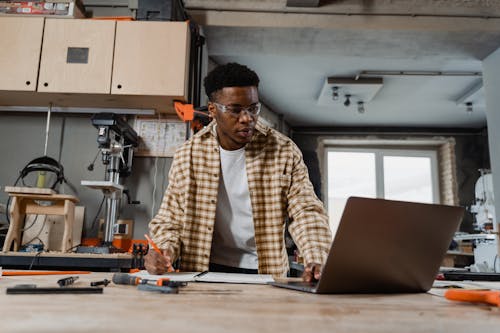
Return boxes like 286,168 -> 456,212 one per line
25,81 -> 31,86
117,84 -> 122,89
43,82 -> 49,87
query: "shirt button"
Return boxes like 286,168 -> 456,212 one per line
204,254 -> 209,258
213,173 -> 218,178
210,199 -> 216,204
207,227 -> 213,231
214,147 -> 219,152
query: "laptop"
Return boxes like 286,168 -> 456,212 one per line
270,197 -> 464,294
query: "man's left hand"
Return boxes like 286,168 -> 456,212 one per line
302,262 -> 322,282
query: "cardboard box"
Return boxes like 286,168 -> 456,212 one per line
0,1 -> 85,18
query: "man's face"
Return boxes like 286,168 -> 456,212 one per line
208,86 -> 260,151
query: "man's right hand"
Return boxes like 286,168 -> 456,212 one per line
144,247 -> 173,275
302,262 -> 322,282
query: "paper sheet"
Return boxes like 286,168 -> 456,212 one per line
195,272 -> 274,284
429,280 -> 500,297
132,271 -> 199,282
432,280 -> 500,290
133,117 -> 186,157
132,270 -> 274,284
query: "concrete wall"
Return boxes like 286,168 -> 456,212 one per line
0,107 -> 288,241
0,112 -> 172,239
292,129 -> 490,232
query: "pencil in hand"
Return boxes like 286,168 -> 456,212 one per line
144,234 -> 174,273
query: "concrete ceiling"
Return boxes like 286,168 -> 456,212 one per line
184,0 -> 500,128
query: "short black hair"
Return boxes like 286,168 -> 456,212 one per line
204,62 -> 260,101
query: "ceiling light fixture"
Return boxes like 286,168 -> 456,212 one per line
331,86 -> 339,101
357,101 -> 365,114
344,94 -> 351,107
318,77 -> 383,107
358,70 -> 481,78
455,80 -> 484,110
466,102 -> 473,114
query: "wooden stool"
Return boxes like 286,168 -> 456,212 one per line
2,193 -> 79,252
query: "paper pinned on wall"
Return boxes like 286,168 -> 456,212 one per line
133,116 -> 187,157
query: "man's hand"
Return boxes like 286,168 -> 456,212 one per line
302,262 -> 322,282
144,247 -> 173,275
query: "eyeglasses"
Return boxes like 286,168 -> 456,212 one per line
212,102 -> 261,118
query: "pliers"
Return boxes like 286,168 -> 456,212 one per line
445,289 -> 500,306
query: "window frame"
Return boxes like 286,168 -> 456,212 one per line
326,146 -> 440,201
317,134 -> 458,231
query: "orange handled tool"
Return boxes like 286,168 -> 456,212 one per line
444,289 -> 500,307
143,278 -> 171,287
112,273 -> 170,286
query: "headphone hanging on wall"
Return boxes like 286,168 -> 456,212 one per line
18,156 -> 66,189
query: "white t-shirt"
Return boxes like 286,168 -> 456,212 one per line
209,146 -> 258,269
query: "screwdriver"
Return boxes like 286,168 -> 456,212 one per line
112,273 -> 171,287
444,289 -> 500,307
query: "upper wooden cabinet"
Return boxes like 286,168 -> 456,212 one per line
0,18 -> 191,113
38,19 -> 115,94
0,17 -> 44,91
112,21 -> 190,99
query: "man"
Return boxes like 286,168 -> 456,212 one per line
145,63 -> 331,281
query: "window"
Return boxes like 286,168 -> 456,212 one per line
325,146 -> 440,235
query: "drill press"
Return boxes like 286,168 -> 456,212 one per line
81,113 -> 139,252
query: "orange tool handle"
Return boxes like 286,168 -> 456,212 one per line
444,289 -> 500,306
156,278 -> 171,286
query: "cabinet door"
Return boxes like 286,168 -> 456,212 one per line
0,17 -> 44,91
38,19 -> 115,94
112,21 -> 190,98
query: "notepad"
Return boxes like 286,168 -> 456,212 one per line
131,270 -> 274,284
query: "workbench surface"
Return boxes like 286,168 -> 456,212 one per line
0,272 -> 499,333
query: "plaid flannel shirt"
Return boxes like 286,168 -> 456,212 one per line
149,119 -> 332,277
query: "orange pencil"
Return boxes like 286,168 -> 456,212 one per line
144,234 -> 174,272
144,234 -> 162,254
2,270 -> 90,276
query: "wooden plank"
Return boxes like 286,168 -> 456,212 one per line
0,251 -> 132,259
8,193 -> 79,203
2,270 -> 90,276
0,90 -> 183,113
4,186 -> 55,195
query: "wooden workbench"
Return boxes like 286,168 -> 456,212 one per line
0,272 -> 499,333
